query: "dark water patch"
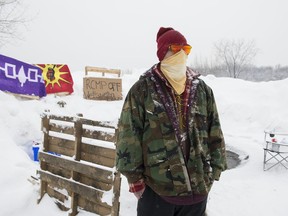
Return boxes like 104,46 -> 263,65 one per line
226,150 -> 242,169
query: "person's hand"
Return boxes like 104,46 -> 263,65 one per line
129,179 -> 146,199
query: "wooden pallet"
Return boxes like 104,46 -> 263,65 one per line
37,112 -> 121,216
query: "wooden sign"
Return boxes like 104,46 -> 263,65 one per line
83,66 -> 122,101
85,66 -> 121,77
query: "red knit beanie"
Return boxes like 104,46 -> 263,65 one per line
156,27 -> 188,61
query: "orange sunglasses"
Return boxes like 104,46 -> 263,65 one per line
169,44 -> 192,55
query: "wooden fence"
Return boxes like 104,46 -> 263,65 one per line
37,112 -> 121,216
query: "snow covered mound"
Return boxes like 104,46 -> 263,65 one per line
1,71 -> 288,216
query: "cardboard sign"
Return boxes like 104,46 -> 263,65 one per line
83,77 -> 122,100
0,54 -> 46,98
83,66 -> 122,101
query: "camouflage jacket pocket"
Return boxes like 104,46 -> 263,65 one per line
144,110 -> 167,164
192,111 -> 209,156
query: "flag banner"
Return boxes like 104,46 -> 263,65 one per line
0,54 -> 46,98
36,64 -> 74,95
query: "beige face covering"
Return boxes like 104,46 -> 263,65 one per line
160,49 -> 187,95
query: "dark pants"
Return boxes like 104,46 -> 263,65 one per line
137,186 -> 207,216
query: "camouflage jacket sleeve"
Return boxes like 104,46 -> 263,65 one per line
116,80 -> 146,183
205,83 -> 227,180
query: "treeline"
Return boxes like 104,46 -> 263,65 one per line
192,65 -> 288,82
190,39 -> 288,82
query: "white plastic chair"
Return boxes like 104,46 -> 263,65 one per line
263,131 -> 288,171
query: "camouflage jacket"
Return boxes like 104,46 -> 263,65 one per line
116,64 -> 227,196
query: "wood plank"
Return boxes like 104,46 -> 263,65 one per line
47,136 -> 75,156
80,175 -> 112,191
70,119 -> 83,216
78,196 -> 111,216
82,128 -> 115,142
39,114 -> 50,204
37,180 -> 47,204
50,123 -> 74,135
50,124 -> 115,141
81,143 -> 116,159
74,119 -> 82,161
39,152 -> 113,184
42,114 -> 50,153
45,113 -> 115,128
81,118 -> 116,129
41,162 -> 112,191
81,151 -> 115,168
38,170 -> 104,205
46,185 -> 69,204
48,114 -> 75,122
42,163 -> 112,190
111,172 -> 121,216
85,66 -> 121,77
54,199 -> 70,212
47,145 -> 74,157
70,193 -> 79,216
44,163 -> 71,179
48,136 -> 75,149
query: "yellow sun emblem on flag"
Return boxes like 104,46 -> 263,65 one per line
37,64 -> 71,88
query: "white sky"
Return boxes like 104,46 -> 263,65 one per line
2,0 -> 288,72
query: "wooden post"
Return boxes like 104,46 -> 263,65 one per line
111,172 -> 121,216
41,112 -> 50,153
69,114 -> 83,216
111,126 -> 121,216
38,113 -> 50,203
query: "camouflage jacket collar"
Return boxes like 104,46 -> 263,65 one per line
141,64 -> 200,156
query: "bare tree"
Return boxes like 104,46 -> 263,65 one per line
191,55 -> 214,76
0,0 -> 25,48
214,39 -> 258,78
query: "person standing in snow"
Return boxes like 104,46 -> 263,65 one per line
116,27 -> 227,216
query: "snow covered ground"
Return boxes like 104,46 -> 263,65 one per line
0,69 -> 288,216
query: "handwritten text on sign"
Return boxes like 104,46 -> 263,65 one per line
83,77 -> 122,100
